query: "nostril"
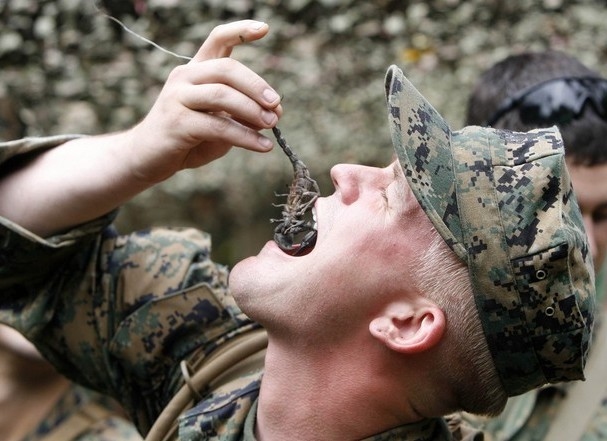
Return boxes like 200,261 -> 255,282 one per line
330,164 -> 363,205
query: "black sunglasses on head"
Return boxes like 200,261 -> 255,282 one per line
485,76 -> 607,127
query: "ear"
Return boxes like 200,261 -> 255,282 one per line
369,302 -> 446,354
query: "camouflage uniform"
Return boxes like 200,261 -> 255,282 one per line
0,64 -> 595,441
457,265 -> 607,441
0,137 -> 467,441
25,383 -> 143,441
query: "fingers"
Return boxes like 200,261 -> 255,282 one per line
176,58 -> 281,122
167,20 -> 281,158
187,58 -> 281,109
190,20 -> 269,62
180,110 -> 275,153
182,84 -> 281,130
184,20 -> 281,146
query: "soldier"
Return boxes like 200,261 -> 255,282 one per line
462,51 -> 607,440
0,21 -> 596,440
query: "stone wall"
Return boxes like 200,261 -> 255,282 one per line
2,0 -> 606,265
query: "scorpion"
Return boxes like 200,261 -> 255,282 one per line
271,126 -> 321,256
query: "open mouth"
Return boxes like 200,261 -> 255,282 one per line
284,209 -> 318,256
285,232 -> 317,256
274,208 -> 318,256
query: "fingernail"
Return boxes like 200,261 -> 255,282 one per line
259,135 -> 273,149
251,21 -> 267,30
263,88 -> 280,103
262,110 -> 277,125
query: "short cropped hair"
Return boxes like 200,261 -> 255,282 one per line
415,232 -> 508,416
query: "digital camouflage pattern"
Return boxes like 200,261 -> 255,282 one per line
25,383 -> 143,441
457,268 -> 607,440
0,137 -> 470,440
385,65 -> 596,396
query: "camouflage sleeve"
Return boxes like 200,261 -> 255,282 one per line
75,418 -> 145,441
0,134 -> 85,164
0,217 -> 255,433
0,138 -> 254,433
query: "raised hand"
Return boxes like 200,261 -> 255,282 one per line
0,20 -> 282,237
128,20 -> 282,183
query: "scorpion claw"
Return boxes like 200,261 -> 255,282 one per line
291,230 -> 318,256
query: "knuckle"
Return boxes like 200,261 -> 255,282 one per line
208,23 -> 228,38
168,64 -> 188,81
207,84 -> 226,103
210,115 -> 232,134
248,75 -> 267,93
241,125 -> 255,140
216,57 -> 238,72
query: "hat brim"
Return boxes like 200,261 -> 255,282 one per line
384,65 -> 467,260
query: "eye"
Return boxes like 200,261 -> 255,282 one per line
381,182 -> 400,212
381,188 -> 389,205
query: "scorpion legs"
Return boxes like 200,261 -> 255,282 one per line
271,127 -> 320,255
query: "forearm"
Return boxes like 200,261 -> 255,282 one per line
0,20 -> 281,238
0,131 -> 150,237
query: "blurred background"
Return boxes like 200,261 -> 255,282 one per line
1,0 -> 606,267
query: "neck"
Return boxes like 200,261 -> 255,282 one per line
255,335 -> 425,441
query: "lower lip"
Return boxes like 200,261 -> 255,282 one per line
263,240 -> 302,258
262,240 -> 285,255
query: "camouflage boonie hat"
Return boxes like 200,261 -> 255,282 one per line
384,65 -> 595,396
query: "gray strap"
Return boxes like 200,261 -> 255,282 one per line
544,320 -> 607,441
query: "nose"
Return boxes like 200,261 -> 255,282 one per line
330,163 -> 388,205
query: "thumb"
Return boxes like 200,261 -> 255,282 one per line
190,20 -> 269,62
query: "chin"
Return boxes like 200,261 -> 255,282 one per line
231,242 -> 279,281
228,252 -> 267,305
229,242 -> 299,316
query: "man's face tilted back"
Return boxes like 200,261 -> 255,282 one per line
229,157 -> 441,337
230,64 -> 595,416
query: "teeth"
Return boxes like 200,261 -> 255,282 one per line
312,208 -> 317,229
